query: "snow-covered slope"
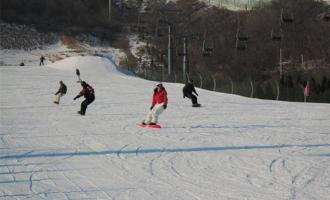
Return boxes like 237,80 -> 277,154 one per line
1,55 -> 330,200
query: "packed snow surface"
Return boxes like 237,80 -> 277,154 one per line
1,55 -> 330,200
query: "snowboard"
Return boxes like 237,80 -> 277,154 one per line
192,104 -> 201,107
138,124 -> 161,129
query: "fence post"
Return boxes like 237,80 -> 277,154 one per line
212,75 -> 217,91
229,77 -> 234,94
125,55 -> 130,71
276,80 -> 280,100
198,73 -> 203,88
250,79 -> 254,98
186,72 -> 190,83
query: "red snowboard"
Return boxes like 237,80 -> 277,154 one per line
138,124 -> 161,129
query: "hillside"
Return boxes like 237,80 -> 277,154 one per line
1,0 -> 330,103
1,51 -> 330,199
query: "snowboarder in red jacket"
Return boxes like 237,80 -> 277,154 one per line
73,81 -> 95,115
142,83 -> 168,125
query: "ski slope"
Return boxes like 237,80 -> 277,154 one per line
1,55 -> 330,200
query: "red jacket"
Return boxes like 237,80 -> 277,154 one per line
79,85 -> 95,99
152,87 -> 168,106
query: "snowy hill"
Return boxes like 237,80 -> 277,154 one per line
1,55 -> 330,200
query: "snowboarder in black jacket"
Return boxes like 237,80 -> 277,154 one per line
54,81 -> 67,104
183,80 -> 200,107
73,81 -> 95,115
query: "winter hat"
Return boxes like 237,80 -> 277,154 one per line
81,81 -> 88,87
156,82 -> 163,87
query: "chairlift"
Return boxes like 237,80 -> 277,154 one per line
281,8 -> 294,23
138,24 -> 147,29
236,40 -> 247,51
144,7 -> 151,11
237,32 -> 249,41
114,0 -> 122,6
202,32 -> 214,56
202,51 -> 212,56
204,47 -> 213,52
124,3 -> 135,10
202,45 -> 213,56
139,7 -> 151,14
157,32 -> 165,37
139,10 -> 149,14
202,46 -> 213,56
323,12 -> 330,21
236,15 -> 249,41
271,29 -> 282,41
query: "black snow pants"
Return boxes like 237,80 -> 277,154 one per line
80,95 -> 95,115
186,94 -> 198,105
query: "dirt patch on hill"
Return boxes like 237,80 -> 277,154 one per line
59,33 -> 81,49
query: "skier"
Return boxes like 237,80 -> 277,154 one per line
54,81 -> 67,104
142,83 -> 168,125
40,56 -> 46,66
183,80 -> 201,107
73,81 -> 95,115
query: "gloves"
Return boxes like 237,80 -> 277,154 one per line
150,105 -> 154,110
73,96 -> 78,100
163,104 -> 167,109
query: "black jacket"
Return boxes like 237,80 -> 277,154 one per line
55,83 -> 67,95
183,83 -> 198,97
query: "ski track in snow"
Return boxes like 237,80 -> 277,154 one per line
1,54 -> 330,199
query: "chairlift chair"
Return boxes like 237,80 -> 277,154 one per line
238,33 -> 249,41
282,15 -> 294,23
204,47 -> 213,52
236,40 -> 247,51
139,25 -> 148,31
125,3 -> 134,10
139,7 -> 151,14
202,45 -> 213,56
236,24 -> 248,41
139,10 -> 148,14
271,29 -> 282,41
202,33 -> 214,56
236,14 -> 249,42
323,13 -> 330,21
202,50 -> 212,56
144,7 -> 151,12
281,8 -> 294,23
202,47 -> 213,56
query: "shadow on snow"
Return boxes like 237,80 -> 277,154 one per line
1,143 -> 329,160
